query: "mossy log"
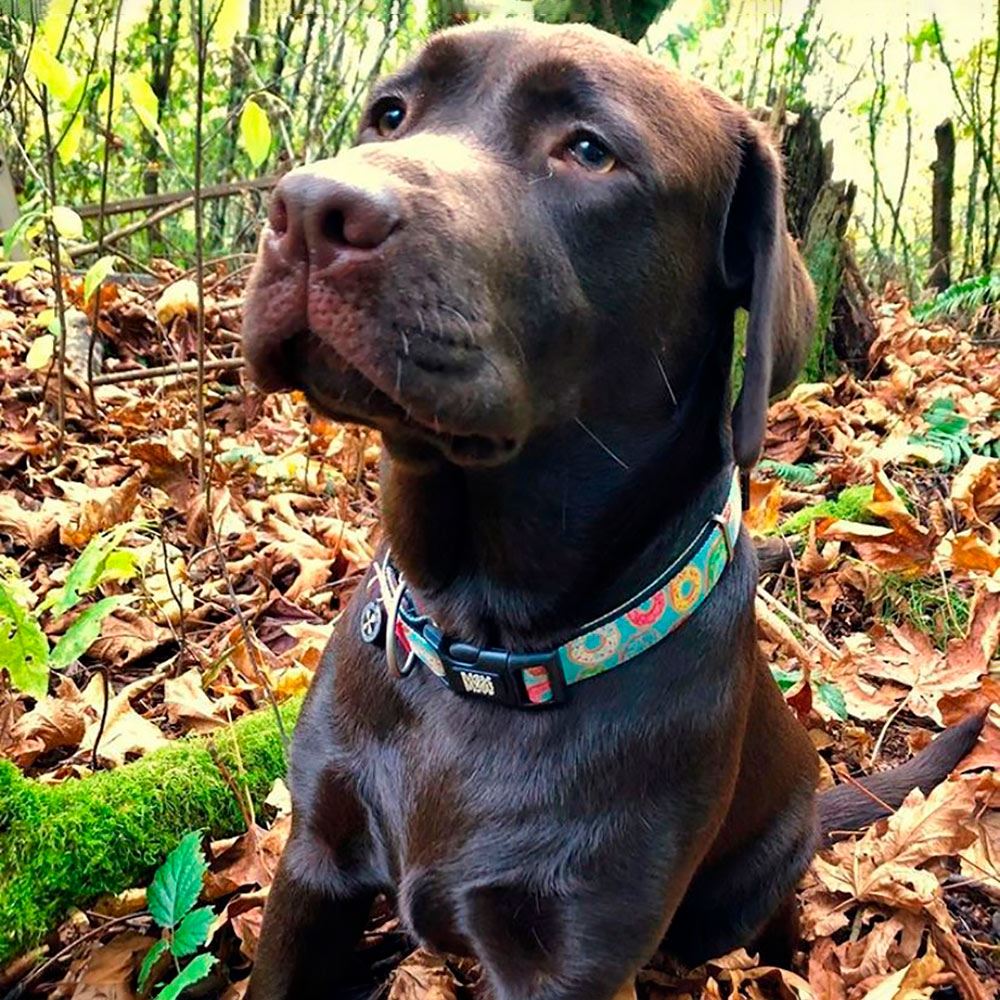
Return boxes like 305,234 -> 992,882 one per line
0,697 -> 302,967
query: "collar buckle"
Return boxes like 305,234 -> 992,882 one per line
440,644 -> 567,708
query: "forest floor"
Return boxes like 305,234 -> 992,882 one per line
0,267 -> 997,1000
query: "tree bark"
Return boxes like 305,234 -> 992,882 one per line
928,118 -> 955,292
800,179 -> 858,378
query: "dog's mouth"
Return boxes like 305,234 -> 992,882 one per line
271,329 -> 521,466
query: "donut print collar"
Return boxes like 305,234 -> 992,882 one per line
359,468 -> 743,709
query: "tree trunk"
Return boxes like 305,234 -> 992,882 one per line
759,105 -> 876,378
800,179 -> 858,378
781,105 -> 829,240
928,118 -> 955,292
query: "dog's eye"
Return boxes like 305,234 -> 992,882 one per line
566,134 -> 616,173
374,99 -> 406,137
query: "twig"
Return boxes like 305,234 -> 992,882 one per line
0,912 -> 148,998
757,585 -> 839,657
869,687 -> 912,767
90,667 -> 110,772
74,176 -> 278,220
755,595 -> 814,677
89,357 -> 244,386
68,197 -> 195,260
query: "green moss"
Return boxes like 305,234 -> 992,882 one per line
803,235 -> 841,382
0,697 -> 302,965
778,484 -> 876,536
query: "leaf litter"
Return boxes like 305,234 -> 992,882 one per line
0,271 -> 997,997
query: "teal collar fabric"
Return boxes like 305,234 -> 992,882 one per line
361,468 -> 743,708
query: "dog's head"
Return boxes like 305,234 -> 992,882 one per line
242,22 -> 814,470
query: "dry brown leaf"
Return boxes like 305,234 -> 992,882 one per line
837,912 -> 925,988
951,455 -> 1000,526
164,669 -> 235,734
88,610 -> 173,668
204,818 -> 290,900
224,892 -> 267,961
835,590 -> 1000,723
813,775 -> 982,917
744,478 -> 784,536
77,676 -> 168,767
0,493 -> 67,549
819,467 -> 935,574
857,939 -> 943,1000
7,677 -> 89,766
68,932 -> 153,1000
58,474 -> 142,549
388,949 -> 459,1000
808,937 -> 848,1000
946,528 -> 1000,574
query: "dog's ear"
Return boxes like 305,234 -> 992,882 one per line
719,120 -> 816,470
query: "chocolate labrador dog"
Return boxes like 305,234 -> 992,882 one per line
241,21 -> 982,1000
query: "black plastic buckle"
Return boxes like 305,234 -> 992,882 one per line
439,642 -> 568,709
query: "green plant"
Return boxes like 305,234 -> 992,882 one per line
0,697 -> 300,966
913,272 -> 1000,321
777,484 -> 876,536
138,832 -> 216,999
907,398 -> 1000,469
757,459 -> 820,486
0,526 -> 139,698
772,667 -> 848,720
875,573 -> 971,651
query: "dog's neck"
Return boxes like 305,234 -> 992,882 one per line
379,332 -> 738,648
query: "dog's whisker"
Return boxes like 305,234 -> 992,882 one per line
574,417 -> 629,470
495,316 -> 528,368
440,303 -> 477,346
652,350 -> 678,406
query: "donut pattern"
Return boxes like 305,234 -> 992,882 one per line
525,472 -> 742,703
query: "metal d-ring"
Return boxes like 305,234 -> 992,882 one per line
372,556 -> 417,678
711,514 -> 734,561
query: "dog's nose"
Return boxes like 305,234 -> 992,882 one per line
267,167 -> 401,268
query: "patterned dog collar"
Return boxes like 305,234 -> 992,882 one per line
360,468 -> 742,709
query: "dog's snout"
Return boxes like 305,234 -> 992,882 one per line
269,168 -> 401,267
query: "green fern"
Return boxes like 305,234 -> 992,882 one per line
757,459 -> 819,486
908,399 -> 971,469
908,398 -> 1000,469
913,271 -> 1000,321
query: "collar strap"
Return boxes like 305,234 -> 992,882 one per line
361,469 -> 742,709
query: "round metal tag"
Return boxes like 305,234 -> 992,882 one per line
359,600 -> 385,644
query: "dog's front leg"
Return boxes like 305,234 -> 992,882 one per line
247,847 -> 375,1000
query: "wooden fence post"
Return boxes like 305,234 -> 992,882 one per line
0,142 -> 24,260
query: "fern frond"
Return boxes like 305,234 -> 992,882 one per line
913,272 -> 1000,321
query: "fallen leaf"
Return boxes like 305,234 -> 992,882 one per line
164,669 -> 235,734
59,474 -> 142,549
388,950 -> 459,1000
7,677 -> 89,766
68,932 -> 153,1000
951,455 -> 1000,527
